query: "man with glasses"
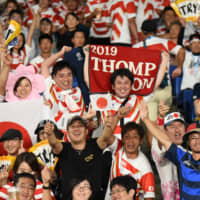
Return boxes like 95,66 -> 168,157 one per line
110,175 -> 137,200
13,173 -> 36,200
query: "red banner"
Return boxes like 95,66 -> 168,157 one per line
89,45 -> 161,96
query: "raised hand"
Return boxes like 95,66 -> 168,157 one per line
139,100 -> 149,121
0,166 -> 9,187
117,106 -> 132,120
60,46 -> 72,56
158,100 -> 170,118
41,166 -> 51,186
44,122 -> 55,136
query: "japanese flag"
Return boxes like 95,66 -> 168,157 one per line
90,93 -> 112,111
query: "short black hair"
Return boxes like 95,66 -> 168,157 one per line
5,0 -> 20,10
40,17 -> 52,26
65,12 -> 79,22
110,68 -> 134,86
13,172 -> 36,188
51,60 -> 72,77
39,34 -> 53,44
161,6 -> 176,18
9,9 -> 23,20
121,122 -> 145,139
110,175 -> 137,200
72,29 -> 86,39
141,19 -> 157,34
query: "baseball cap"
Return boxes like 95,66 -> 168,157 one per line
193,83 -> 200,102
183,122 -> 200,144
164,112 -> 185,126
67,116 -> 87,129
34,120 -> 57,135
0,129 -> 22,142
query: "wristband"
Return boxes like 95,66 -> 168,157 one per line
43,185 -> 50,190
157,116 -> 164,126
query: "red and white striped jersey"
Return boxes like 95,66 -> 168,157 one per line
9,45 -> 32,71
107,138 -> 155,200
30,55 -> 54,74
27,5 -> 58,27
44,77 -> 86,131
85,0 -> 111,38
134,0 -> 159,32
0,180 -> 55,200
109,0 -> 136,44
133,36 -> 181,55
101,94 -> 141,139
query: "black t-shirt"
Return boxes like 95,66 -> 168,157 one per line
57,139 -> 106,200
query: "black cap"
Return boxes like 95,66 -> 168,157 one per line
34,120 -> 57,135
0,129 -> 22,142
193,83 -> 200,101
67,116 -> 87,129
141,19 -> 157,34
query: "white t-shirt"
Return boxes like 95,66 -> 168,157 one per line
181,51 -> 200,90
151,137 -> 180,200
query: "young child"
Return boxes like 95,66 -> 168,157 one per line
56,12 -> 88,50
7,10 -> 36,70
30,34 -> 54,73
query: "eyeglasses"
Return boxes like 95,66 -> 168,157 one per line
110,188 -> 126,196
76,184 -> 91,191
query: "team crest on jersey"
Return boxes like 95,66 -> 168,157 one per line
84,154 -> 94,162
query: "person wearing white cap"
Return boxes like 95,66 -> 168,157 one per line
181,33 -> 200,123
140,100 -> 200,200
146,108 -> 185,200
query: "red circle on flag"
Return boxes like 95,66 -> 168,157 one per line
173,113 -> 179,118
96,97 -> 108,109
0,122 -> 32,155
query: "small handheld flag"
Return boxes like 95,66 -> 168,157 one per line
171,0 -> 200,23
5,19 -> 21,47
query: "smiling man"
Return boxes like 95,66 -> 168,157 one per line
105,121 -> 155,200
100,68 -> 141,139
13,173 -> 36,200
0,129 -> 24,156
45,112 -> 120,200
41,46 -> 86,131
140,101 -> 200,200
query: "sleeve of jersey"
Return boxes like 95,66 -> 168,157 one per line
167,40 -> 181,55
84,4 -> 92,17
165,143 -> 185,165
107,137 -> 122,155
0,185 -> 8,200
126,0 -> 136,19
140,172 -> 155,198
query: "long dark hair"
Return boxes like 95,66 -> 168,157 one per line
10,33 -> 25,55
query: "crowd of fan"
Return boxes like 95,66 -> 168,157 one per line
0,0 -> 200,200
